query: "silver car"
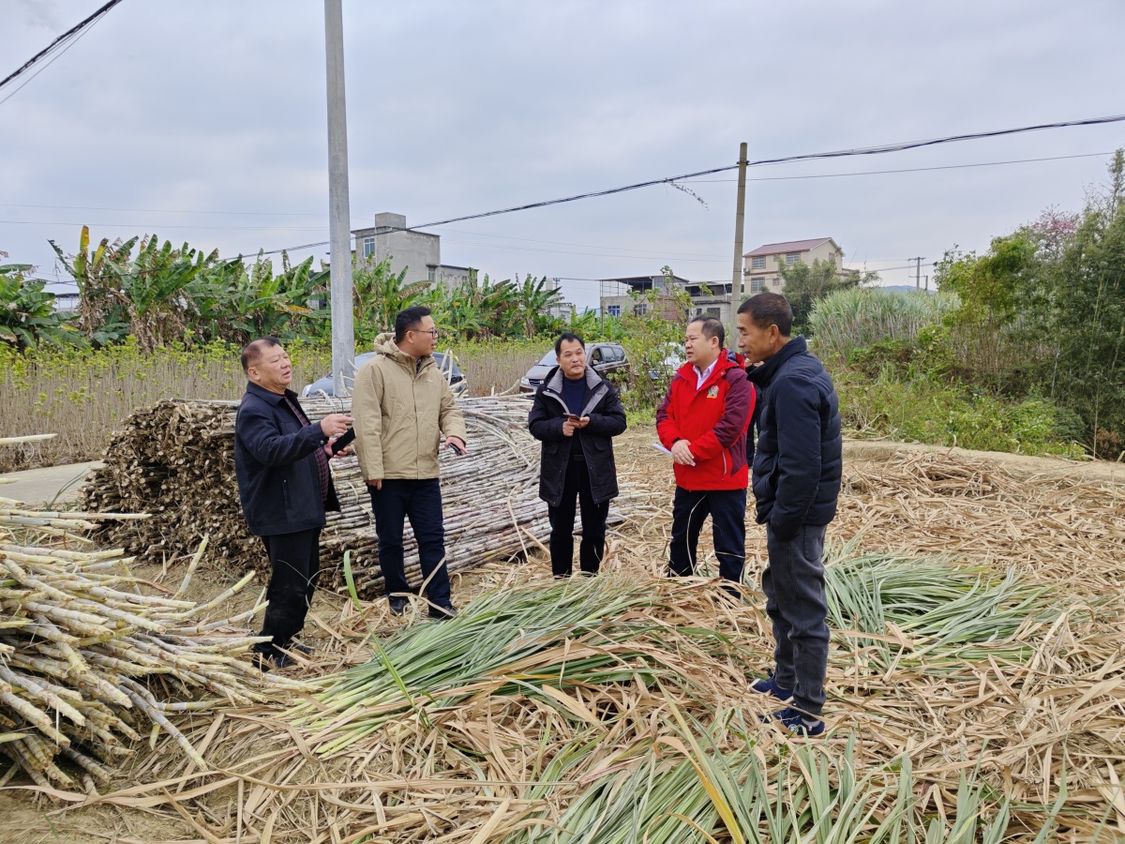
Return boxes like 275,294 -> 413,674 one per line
301,351 -> 468,398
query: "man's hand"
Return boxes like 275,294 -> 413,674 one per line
446,435 -> 467,455
671,439 -> 696,466
320,413 -> 352,438
329,444 -> 354,458
562,418 -> 578,437
366,478 -> 383,491
574,416 -> 591,429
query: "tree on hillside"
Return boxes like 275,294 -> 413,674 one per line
779,259 -> 875,333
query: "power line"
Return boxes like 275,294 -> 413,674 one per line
4,150 -> 1113,227
679,151 -> 1117,183
251,112 -> 1125,256
0,0 -> 124,106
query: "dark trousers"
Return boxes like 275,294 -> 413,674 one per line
763,524 -> 829,716
369,479 -> 451,608
256,528 -> 321,654
548,458 -> 610,577
668,487 -> 747,583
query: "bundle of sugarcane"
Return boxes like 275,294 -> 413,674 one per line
83,396 -> 627,597
0,530 -> 298,790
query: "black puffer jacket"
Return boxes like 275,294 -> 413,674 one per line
747,337 -> 842,539
527,366 -> 627,507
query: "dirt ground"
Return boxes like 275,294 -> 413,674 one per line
2,428 -> 1122,841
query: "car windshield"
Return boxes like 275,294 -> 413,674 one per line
537,350 -> 557,366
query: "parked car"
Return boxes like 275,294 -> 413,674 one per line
519,342 -> 629,393
648,341 -> 685,381
301,351 -> 468,398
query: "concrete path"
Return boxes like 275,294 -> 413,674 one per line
0,462 -> 103,508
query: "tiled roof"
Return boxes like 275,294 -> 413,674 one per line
745,238 -> 835,257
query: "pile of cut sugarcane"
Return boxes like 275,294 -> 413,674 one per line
83,396 -> 631,597
0,489 -> 296,789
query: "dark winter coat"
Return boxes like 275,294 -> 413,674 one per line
747,337 -> 842,540
234,382 -> 340,537
528,366 -> 627,507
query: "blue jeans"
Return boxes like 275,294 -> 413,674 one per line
763,524 -> 829,716
369,479 -> 451,607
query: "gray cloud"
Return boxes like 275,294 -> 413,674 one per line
2,0 -> 1124,307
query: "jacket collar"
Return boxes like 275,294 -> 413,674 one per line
544,364 -> 604,396
747,336 -> 807,388
245,381 -> 299,405
674,349 -> 741,391
374,332 -> 434,374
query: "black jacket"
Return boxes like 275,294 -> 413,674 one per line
747,337 -> 842,539
234,382 -> 340,537
528,366 -> 627,507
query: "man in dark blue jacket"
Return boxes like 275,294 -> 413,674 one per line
234,338 -> 352,669
737,293 -> 842,736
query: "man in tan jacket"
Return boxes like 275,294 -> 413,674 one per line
352,306 -> 468,618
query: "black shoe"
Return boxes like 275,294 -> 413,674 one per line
388,596 -> 408,616
252,648 -> 295,671
428,604 -> 457,620
287,642 -> 313,656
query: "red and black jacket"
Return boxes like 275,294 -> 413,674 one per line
656,351 -> 755,491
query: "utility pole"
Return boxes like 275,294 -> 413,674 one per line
728,142 -> 748,346
906,256 -> 925,290
325,0 -> 354,396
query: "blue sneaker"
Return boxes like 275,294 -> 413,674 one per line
763,706 -> 825,737
750,675 -> 793,701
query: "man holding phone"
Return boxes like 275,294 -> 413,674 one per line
234,337 -> 353,669
528,332 -> 627,578
352,306 -> 467,619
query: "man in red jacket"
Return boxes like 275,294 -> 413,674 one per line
656,317 -> 755,586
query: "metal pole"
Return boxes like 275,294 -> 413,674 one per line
728,142 -> 748,346
325,0 -> 354,396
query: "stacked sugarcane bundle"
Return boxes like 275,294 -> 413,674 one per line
0,436 -> 299,790
0,528 -> 298,789
82,396 -> 611,597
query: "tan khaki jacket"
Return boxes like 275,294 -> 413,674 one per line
352,334 -> 468,481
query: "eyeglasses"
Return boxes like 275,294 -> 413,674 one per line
413,328 -> 440,338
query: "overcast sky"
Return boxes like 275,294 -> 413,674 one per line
3,0 -> 1124,310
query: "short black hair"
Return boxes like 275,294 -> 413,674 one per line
394,305 -> 433,343
241,337 -> 281,373
737,293 -> 793,336
689,316 -> 725,348
554,331 -> 585,356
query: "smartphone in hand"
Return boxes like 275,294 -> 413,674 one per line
330,427 -> 356,454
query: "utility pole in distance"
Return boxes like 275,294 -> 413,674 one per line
728,142 -> 748,345
906,256 -> 925,290
325,0 -> 354,397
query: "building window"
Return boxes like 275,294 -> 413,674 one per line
750,255 -> 765,269
634,303 -> 648,316
362,237 -> 376,258
750,275 -> 765,293
785,252 -> 801,265
607,304 -> 621,317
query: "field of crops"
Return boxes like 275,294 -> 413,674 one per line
1,429 -> 1122,842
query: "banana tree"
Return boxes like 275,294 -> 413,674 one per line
0,262 -> 79,349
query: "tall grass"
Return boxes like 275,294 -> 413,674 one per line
809,288 -> 959,363
0,340 -> 330,471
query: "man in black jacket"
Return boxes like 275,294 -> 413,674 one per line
234,338 -> 352,669
528,332 -> 627,577
737,293 -> 842,736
